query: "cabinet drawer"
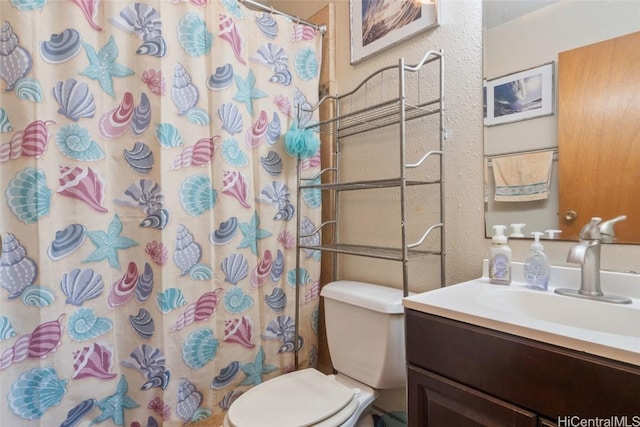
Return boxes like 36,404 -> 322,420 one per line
408,365 -> 537,427
405,309 -> 640,418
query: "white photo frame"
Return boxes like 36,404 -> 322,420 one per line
484,62 -> 555,126
350,0 -> 439,65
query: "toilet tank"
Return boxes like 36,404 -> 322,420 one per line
320,281 -> 406,389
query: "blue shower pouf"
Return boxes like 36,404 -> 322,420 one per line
284,123 -> 319,159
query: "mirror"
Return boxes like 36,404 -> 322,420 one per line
483,0 -> 640,242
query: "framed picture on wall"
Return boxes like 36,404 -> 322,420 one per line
484,62 -> 555,126
350,0 -> 439,65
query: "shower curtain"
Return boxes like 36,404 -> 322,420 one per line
0,1 -> 322,425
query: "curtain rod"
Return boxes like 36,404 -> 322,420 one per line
238,0 -> 327,35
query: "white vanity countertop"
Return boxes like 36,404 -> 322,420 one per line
403,262 -> 640,366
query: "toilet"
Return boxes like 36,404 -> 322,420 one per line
224,280 -> 407,427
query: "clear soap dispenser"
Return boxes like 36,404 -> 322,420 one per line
523,232 -> 550,290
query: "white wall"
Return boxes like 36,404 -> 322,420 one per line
269,0 -> 640,286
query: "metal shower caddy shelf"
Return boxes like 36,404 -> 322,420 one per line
307,98 -> 442,138
295,49 -> 445,299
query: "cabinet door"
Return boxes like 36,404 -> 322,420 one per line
539,419 -> 559,427
408,366 -> 538,427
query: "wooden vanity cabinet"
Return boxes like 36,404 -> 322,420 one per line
405,309 -> 640,427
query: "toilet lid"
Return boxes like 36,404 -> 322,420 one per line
227,368 -> 356,427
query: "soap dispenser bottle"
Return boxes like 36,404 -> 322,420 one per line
523,232 -> 550,290
489,225 -> 511,285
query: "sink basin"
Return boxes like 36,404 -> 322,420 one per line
403,262 -> 640,365
476,287 -> 639,338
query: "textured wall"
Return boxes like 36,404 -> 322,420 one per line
269,0 -> 486,290
268,0 -> 640,282
332,0 -> 486,290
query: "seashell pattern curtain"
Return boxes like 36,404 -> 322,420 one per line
0,1 -> 322,425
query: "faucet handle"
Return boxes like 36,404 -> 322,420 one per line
599,215 -> 626,243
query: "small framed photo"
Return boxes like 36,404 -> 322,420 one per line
350,0 -> 439,65
484,62 -> 555,126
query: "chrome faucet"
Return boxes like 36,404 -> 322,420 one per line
555,217 -> 632,304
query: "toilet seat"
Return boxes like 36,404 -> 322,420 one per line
226,369 -> 358,427
225,397 -> 361,427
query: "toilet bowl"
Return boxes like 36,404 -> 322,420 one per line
223,369 -> 376,427
224,281 -> 406,427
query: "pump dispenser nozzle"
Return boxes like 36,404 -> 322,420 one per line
510,223 -> 526,238
544,229 -> 562,239
530,232 -> 544,251
492,225 -> 508,244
